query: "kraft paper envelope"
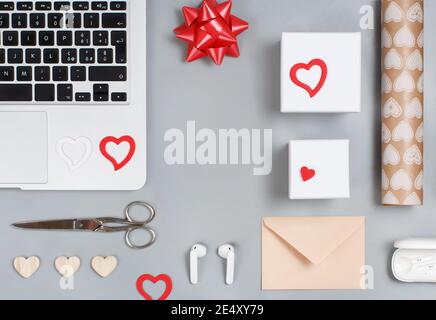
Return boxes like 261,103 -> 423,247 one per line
262,216 -> 365,290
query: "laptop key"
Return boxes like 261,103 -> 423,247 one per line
8,49 -> 23,64
0,3 -> 14,11
3,31 -> 19,46
0,85 -> 32,101
102,13 -> 126,28
111,2 -> 127,10
53,66 -> 68,81
70,66 -> 86,81
35,66 -> 50,81
35,84 -> 54,101
35,2 -> 52,11
30,13 -> 45,28
0,49 -> 5,63
26,49 -> 41,63
0,14 -> 10,28
111,31 -> 126,63
12,13 -> 27,28
21,31 -> 37,46
75,92 -> 91,101
17,67 -> 32,81
48,13 -> 64,28
62,48 -> 77,63
17,2 -> 33,11
89,66 -> 126,81
0,67 -> 14,81
92,2 -> 108,10
73,2 -> 89,10
93,83 -> 108,101
84,13 -> 99,28
57,84 -> 73,101
44,49 -> 59,63
54,2 -> 71,11
112,92 -> 127,102
39,31 -> 55,46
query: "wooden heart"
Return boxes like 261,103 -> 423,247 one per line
91,256 -> 118,278
55,256 -> 81,277
13,256 -> 40,279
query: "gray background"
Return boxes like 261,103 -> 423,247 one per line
1,0 -> 436,300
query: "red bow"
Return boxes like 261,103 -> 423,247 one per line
174,0 -> 249,65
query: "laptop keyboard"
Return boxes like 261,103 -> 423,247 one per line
0,1 -> 128,103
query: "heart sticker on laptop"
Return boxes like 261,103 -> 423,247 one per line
300,166 -> 316,182
57,137 -> 92,171
136,274 -> 173,300
290,58 -> 328,98
100,135 -> 136,171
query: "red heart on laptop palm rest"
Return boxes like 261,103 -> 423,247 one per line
290,58 -> 328,98
300,166 -> 316,182
136,274 -> 173,300
99,135 -> 136,171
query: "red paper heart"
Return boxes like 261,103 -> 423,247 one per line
300,166 -> 316,182
99,135 -> 136,171
290,58 -> 328,98
136,274 -> 173,300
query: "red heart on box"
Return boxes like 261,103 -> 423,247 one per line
136,274 -> 173,300
290,58 -> 328,98
99,135 -> 136,171
300,166 -> 316,182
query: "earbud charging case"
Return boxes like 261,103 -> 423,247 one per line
392,238 -> 436,283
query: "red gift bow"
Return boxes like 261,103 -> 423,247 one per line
174,0 -> 249,65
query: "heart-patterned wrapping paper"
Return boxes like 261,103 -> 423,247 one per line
382,0 -> 424,206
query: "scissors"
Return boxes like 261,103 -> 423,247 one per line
12,201 -> 157,250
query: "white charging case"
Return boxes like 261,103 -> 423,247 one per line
392,238 -> 436,283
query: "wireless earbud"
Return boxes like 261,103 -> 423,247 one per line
190,244 -> 207,284
218,244 -> 235,285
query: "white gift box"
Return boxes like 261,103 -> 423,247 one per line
289,140 -> 350,199
281,32 -> 361,113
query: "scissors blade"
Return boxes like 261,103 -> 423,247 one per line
12,219 -> 79,230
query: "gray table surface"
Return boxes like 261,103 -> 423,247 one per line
1,0 -> 436,300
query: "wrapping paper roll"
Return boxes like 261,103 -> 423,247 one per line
381,0 -> 424,206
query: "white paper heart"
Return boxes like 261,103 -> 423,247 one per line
407,2 -> 423,23
384,1 -> 403,23
382,28 -> 392,48
392,120 -> 414,142
382,123 -> 391,143
406,49 -> 423,71
91,256 -> 118,278
405,97 -> 423,119
14,256 -> 40,279
383,191 -> 400,205
382,73 -> 393,93
394,71 -> 415,93
384,48 -> 402,70
394,26 -> 415,48
56,137 -> 92,171
391,169 -> 413,191
403,145 -> 422,165
55,256 -> 81,277
383,144 -> 401,166
403,192 -> 421,205
383,97 -> 402,118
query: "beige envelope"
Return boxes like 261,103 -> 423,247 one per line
262,216 -> 365,290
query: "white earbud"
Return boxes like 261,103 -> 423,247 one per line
190,244 -> 207,284
218,244 -> 235,285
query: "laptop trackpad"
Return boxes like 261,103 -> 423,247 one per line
0,112 -> 47,184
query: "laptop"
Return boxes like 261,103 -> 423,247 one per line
0,0 -> 147,190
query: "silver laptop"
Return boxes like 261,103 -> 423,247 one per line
0,0 -> 147,190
